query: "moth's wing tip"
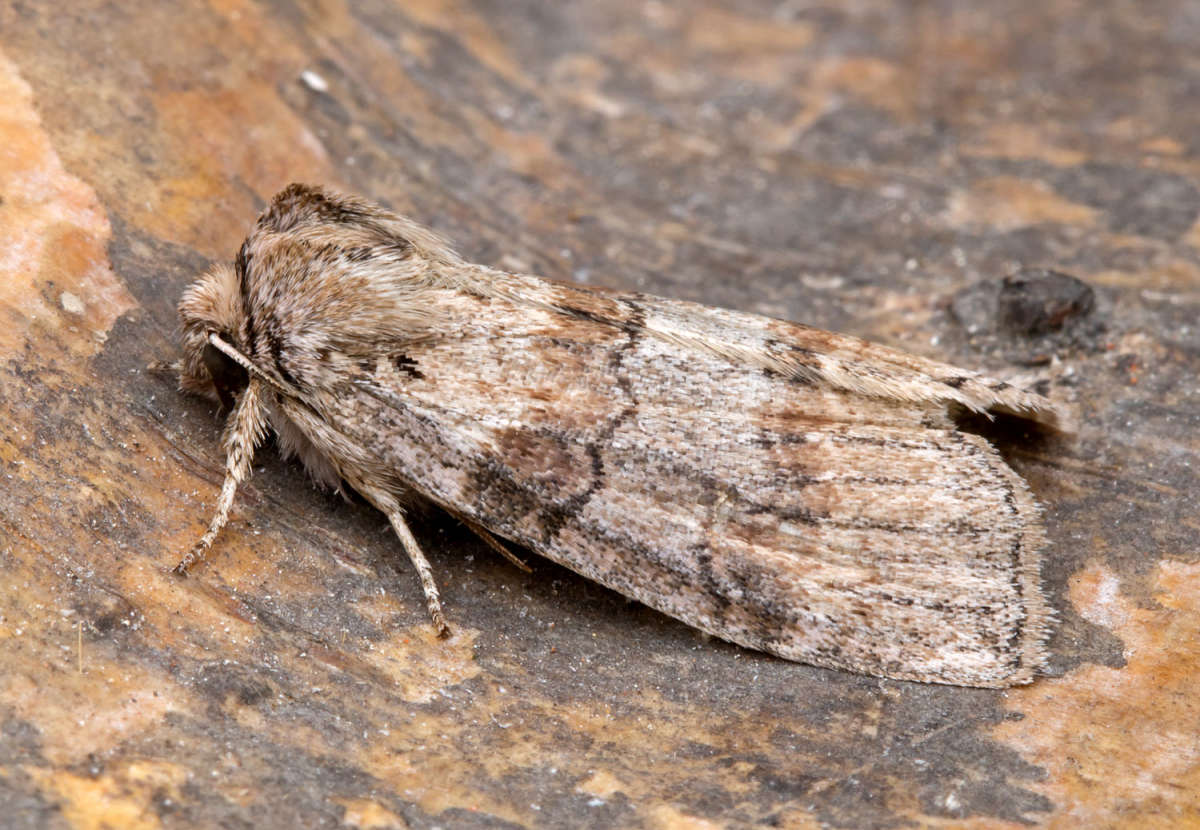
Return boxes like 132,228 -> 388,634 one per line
1040,405 -> 1077,435
995,398 -> 1073,433
959,375 -> 1073,435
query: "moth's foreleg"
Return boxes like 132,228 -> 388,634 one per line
174,378 -> 269,575
385,507 -> 451,638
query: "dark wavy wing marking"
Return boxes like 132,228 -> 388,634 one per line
313,282 -> 1050,687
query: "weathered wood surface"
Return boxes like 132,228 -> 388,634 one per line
1,1 -> 1197,827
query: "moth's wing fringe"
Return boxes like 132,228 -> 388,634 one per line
988,449 -> 1055,685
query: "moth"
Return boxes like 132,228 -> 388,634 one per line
172,183 -> 1059,688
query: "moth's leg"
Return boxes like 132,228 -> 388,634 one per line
384,508 -> 451,638
461,517 -> 531,573
174,378 -> 269,574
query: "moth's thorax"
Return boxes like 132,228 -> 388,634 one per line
177,203 -> 461,401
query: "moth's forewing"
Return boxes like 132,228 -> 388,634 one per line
285,273 -> 1053,687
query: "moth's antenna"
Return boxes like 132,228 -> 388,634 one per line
207,332 -> 257,375
208,332 -> 299,397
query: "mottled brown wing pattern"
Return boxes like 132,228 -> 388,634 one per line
178,184 -> 1056,687
282,276 -> 1052,687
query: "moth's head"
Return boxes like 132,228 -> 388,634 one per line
178,263 -> 250,410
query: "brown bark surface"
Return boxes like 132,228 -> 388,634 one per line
1,2 -> 1197,827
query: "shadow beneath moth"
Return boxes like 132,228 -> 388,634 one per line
172,183 -> 1061,688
